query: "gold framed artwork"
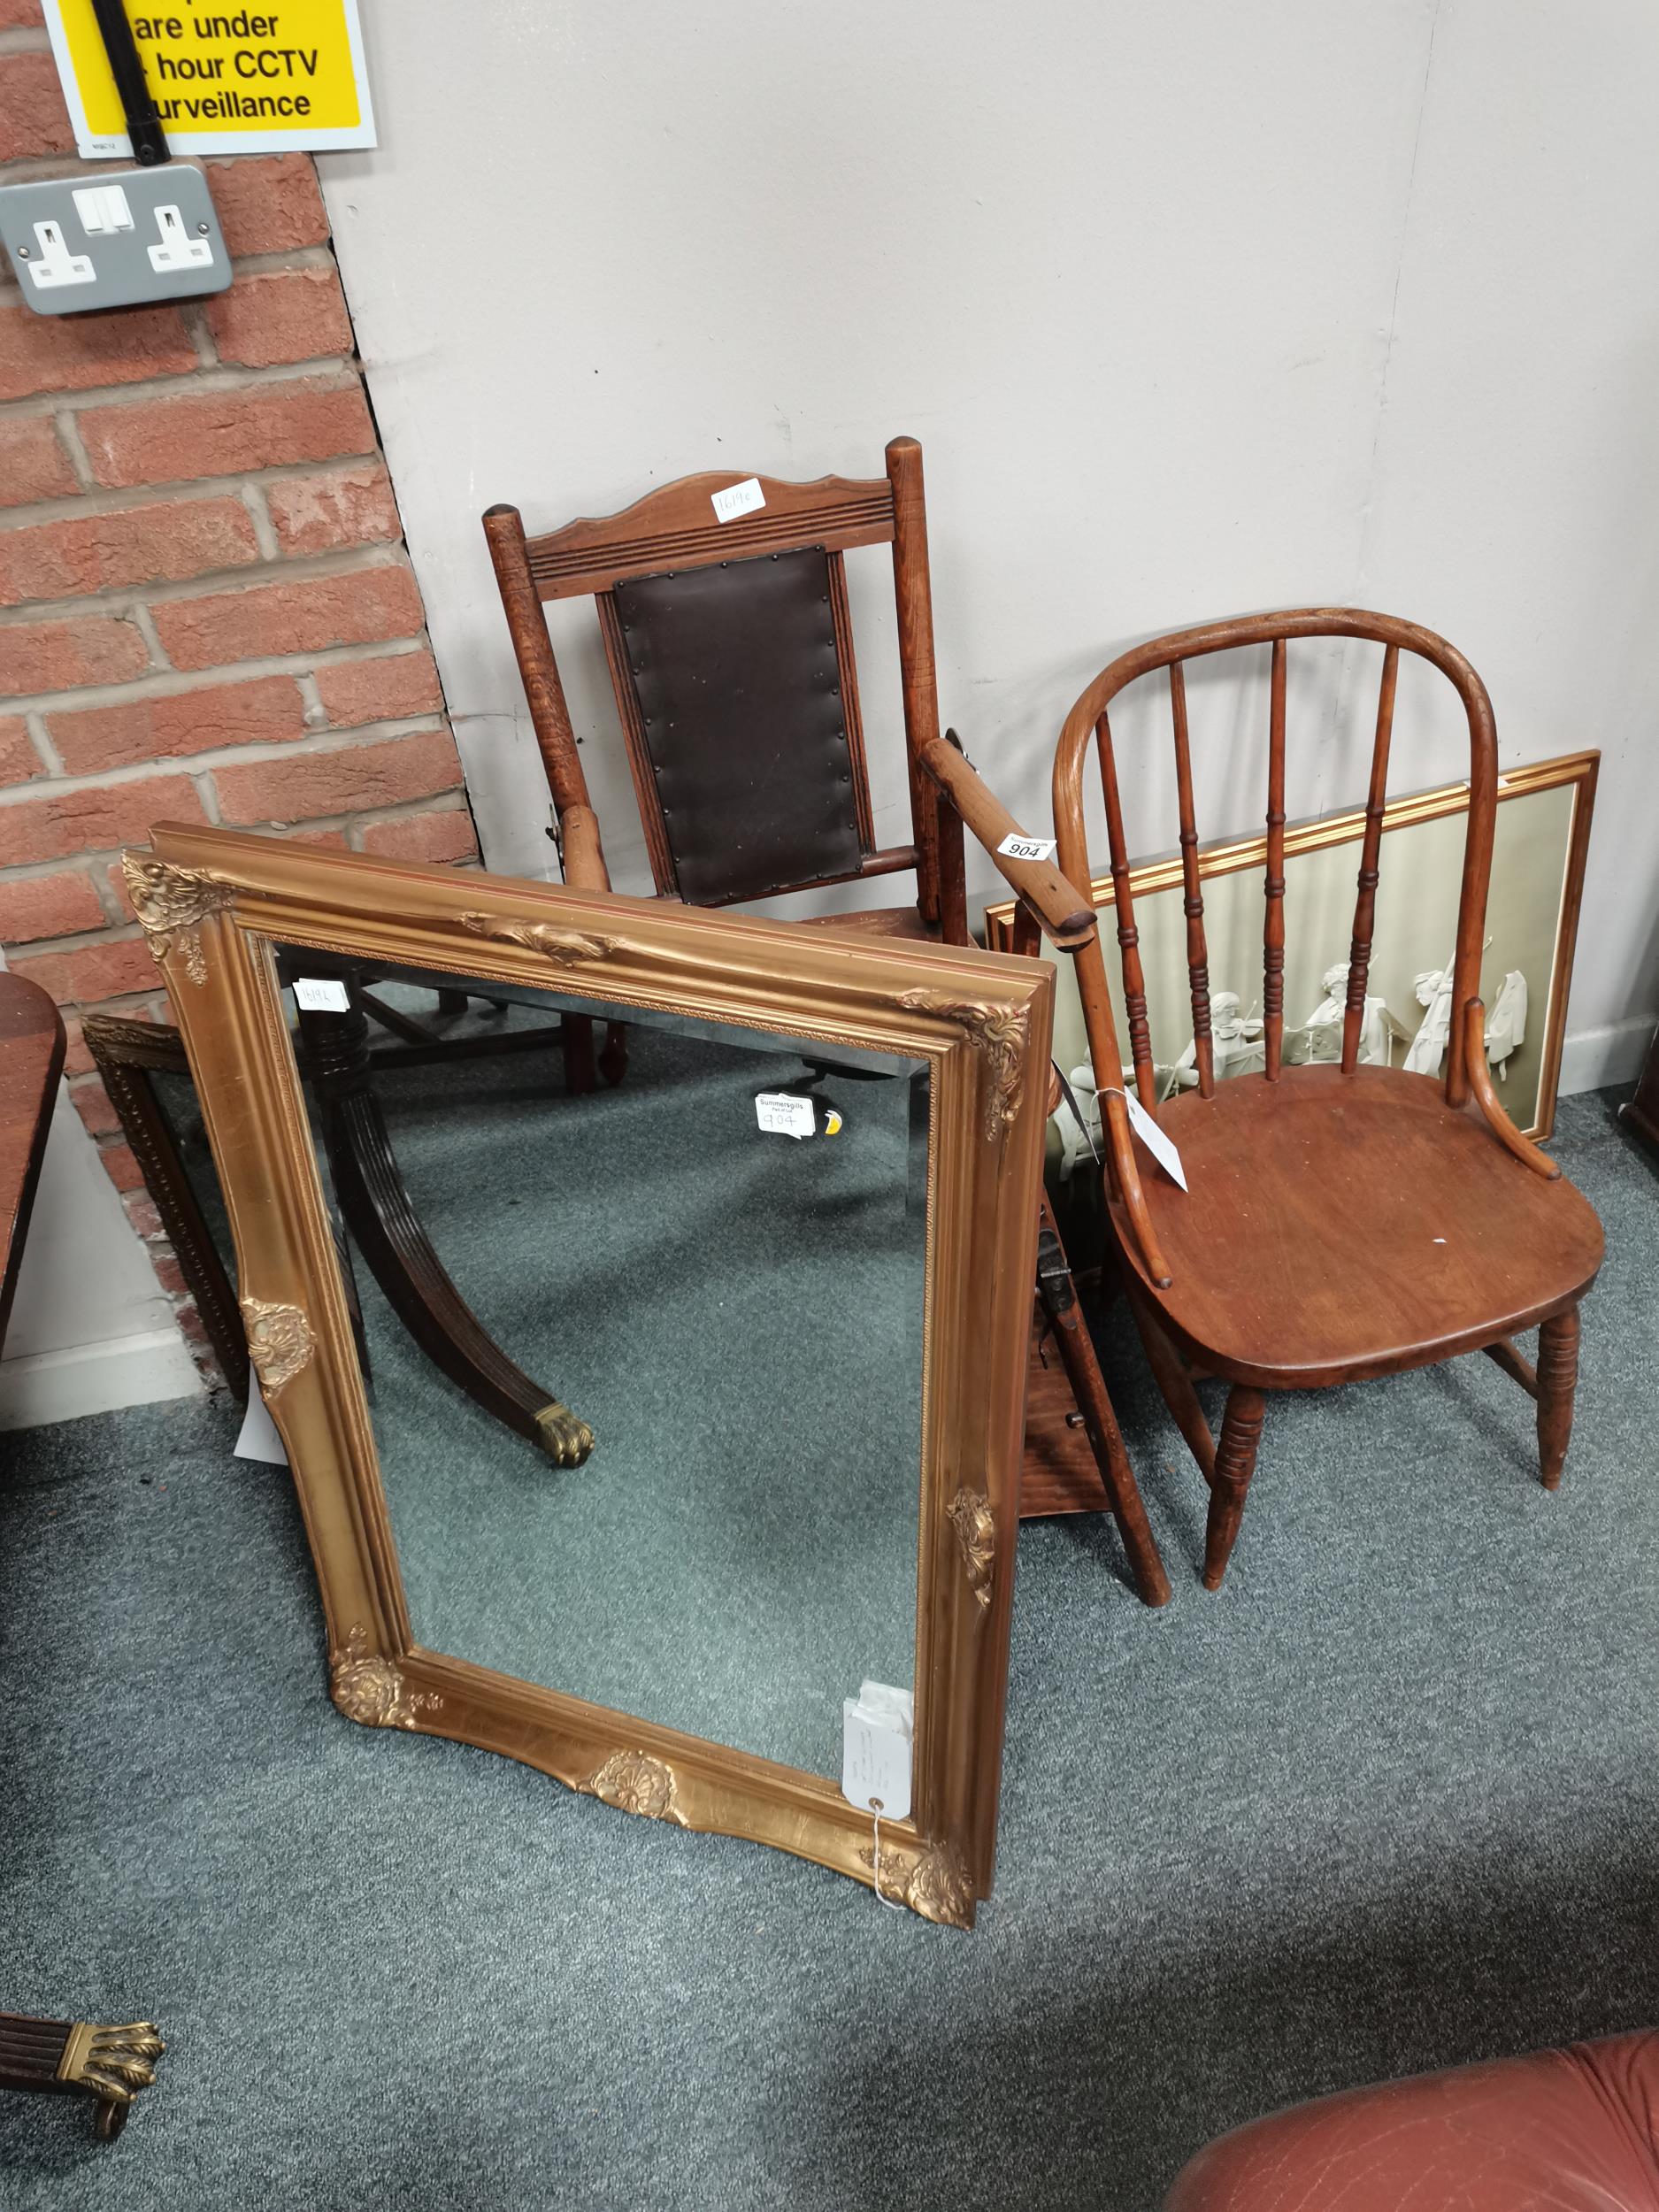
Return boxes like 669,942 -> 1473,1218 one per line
987,749 -> 1596,1143
126,824 -> 1056,1926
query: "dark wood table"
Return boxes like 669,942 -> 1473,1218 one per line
0,972 -> 165,2140
0,971 -> 64,1350
1622,1021 -> 1659,1161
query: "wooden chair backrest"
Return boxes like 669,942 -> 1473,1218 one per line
1051,609 -> 1501,1122
484,438 -> 945,922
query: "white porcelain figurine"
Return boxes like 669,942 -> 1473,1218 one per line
1484,969 -> 1528,1079
1403,953 -> 1457,1077
1163,992 -> 1264,1098
1403,948 -> 1528,1080
1289,960 -> 1409,1068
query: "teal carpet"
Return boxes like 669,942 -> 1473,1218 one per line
1,1089 -> 1655,2209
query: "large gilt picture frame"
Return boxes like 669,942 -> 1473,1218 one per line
987,749 -> 1596,1143
126,823 -> 1055,1926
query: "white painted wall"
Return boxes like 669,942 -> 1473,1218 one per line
314,0 -> 1653,1087
0,1087 -> 202,1431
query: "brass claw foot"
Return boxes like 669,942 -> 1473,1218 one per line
534,1401 -> 595,1467
59,2020 -> 165,2140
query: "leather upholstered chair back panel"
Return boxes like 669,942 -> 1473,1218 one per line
610,546 -> 865,905
483,441 -> 946,926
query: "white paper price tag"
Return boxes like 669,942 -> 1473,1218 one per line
841,1680 -> 913,1821
996,832 -> 1057,864
234,1383 -> 288,1467
1122,1088 -> 1188,1192
294,977 -> 350,1012
710,477 -> 765,523
756,1091 -> 816,1140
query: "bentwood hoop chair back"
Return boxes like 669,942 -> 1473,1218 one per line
1052,608 -> 1604,1589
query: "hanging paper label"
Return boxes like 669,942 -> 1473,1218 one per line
711,478 -> 764,523
755,1091 -> 815,1140
841,1680 -> 913,1821
996,833 -> 1056,863
1123,1088 -> 1188,1192
294,977 -> 350,1012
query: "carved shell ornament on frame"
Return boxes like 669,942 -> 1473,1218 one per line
857,1838 -> 975,1927
240,1298 -> 314,1397
948,1486 -> 996,1610
896,991 -> 1030,1141
121,852 -> 236,988
329,1627 -> 439,1731
581,1749 -> 686,1826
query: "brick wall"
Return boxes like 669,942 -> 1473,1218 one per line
1,8 -> 479,1383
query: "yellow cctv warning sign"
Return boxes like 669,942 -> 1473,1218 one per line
43,0 -> 376,157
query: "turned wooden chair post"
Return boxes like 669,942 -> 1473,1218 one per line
1051,610 -> 1603,1589
887,434 -> 945,930
484,498 -> 621,1091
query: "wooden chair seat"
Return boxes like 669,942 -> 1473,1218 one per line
1114,1064 -> 1604,1390
795,904 -> 940,940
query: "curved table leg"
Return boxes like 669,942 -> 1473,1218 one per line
298,997 -> 594,1468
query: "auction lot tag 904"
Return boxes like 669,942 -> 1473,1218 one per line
755,1091 -> 816,1140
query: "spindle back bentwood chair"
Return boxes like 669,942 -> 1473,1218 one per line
1053,609 -> 1604,1589
480,437 -> 1171,1603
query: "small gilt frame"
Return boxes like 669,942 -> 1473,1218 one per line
130,824 -> 1054,1926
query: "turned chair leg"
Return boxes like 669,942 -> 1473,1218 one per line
1034,1203 -> 1170,1608
1122,1277 -> 1217,1487
1536,1305 -> 1581,1491
1204,1385 -> 1266,1590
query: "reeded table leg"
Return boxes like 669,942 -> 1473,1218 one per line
298,995 -> 594,1468
0,2014 -> 163,2140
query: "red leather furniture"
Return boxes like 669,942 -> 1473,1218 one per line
1166,2031 -> 1659,2212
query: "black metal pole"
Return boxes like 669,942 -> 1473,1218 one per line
87,0 -> 170,165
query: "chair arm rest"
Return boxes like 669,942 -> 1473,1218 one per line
558,803 -> 611,895
919,738 -> 1096,949
1100,1089 -> 1173,1288
1463,999 -> 1559,1179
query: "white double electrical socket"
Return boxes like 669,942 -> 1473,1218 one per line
0,165 -> 228,314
